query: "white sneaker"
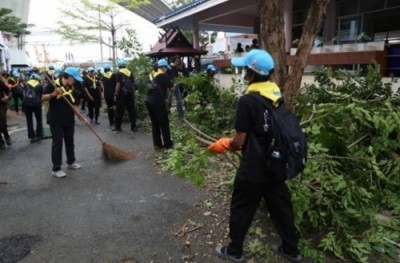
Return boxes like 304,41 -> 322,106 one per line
67,163 -> 82,170
52,170 -> 67,178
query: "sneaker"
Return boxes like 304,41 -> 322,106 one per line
271,244 -> 302,262
111,128 -> 122,133
67,163 -> 82,170
215,246 -> 245,262
52,170 -> 66,178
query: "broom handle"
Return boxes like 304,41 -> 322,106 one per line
44,75 -> 106,144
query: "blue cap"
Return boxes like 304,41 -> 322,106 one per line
54,67 -> 62,78
48,64 -> 55,70
11,70 -> 20,77
103,63 -> 111,70
157,59 -> 171,69
231,49 -> 274,76
30,73 -> 41,80
207,64 -> 217,72
64,67 -> 83,82
87,67 -> 95,73
117,59 -> 126,67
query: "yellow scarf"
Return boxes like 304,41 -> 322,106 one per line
120,68 -> 131,77
87,75 -> 97,89
246,81 -> 282,107
56,86 -> 75,103
27,79 -> 39,88
104,71 -> 112,79
149,69 -> 163,81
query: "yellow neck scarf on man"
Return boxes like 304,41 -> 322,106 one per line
56,86 -> 75,103
246,81 -> 282,107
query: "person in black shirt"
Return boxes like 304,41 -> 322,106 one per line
23,73 -> 44,142
250,38 -> 259,50
209,49 -> 301,263
8,70 -> 24,113
145,59 -> 174,149
101,63 -> 116,127
0,73 -> 12,148
42,67 -> 84,178
83,67 -> 102,124
235,42 -> 244,54
112,59 -> 137,133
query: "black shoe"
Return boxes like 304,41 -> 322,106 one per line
215,246 -> 244,262
95,122 -> 101,125
0,141 -> 5,149
131,127 -> 138,132
5,137 -> 12,146
30,137 -> 40,143
271,244 -> 302,262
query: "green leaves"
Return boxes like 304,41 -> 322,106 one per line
295,67 -> 400,262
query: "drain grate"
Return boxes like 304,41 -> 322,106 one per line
0,234 -> 42,263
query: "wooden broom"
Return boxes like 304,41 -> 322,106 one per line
44,75 -> 137,161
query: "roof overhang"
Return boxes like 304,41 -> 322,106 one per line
118,0 -> 171,23
154,0 -> 258,33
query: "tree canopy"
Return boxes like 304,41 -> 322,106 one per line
0,8 -> 31,37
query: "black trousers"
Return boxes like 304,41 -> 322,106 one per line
87,100 -> 100,122
12,92 -> 24,112
227,177 -> 299,256
145,100 -> 172,148
0,104 -> 10,143
24,104 -> 43,139
115,94 -> 136,130
104,95 -> 115,126
50,125 -> 75,171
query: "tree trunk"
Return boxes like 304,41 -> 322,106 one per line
258,0 -> 287,88
283,0 -> 329,111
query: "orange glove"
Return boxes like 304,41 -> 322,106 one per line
208,137 -> 231,154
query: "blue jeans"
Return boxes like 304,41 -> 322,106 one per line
168,86 -> 184,119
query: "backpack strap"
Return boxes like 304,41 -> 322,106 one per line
247,92 -> 281,112
246,92 -> 279,157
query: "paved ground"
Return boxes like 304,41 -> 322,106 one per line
0,111 -> 206,263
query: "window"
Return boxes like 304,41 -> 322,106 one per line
387,0 -> 400,8
336,0 -> 358,16
293,0 -> 309,11
293,10 -> 307,25
337,17 -> 360,42
360,0 -> 384,12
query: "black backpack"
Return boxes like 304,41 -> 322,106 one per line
248,93 -> 308,180
121,72 -> 134,95
23,84 -> 40,107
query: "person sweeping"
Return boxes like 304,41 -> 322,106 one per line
42,67 -> 85,178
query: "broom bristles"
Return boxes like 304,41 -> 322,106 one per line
102,142 -> 137,161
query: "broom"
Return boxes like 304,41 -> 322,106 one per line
44,75 -> 137,161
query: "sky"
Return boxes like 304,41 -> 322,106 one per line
25,0 -> 161,66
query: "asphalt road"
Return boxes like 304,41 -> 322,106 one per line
0,111 -> 203,263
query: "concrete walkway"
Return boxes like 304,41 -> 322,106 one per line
0,111 -> 203,263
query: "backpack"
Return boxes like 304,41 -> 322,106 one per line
147,73 -> 159,91
23,84 -> 40,107
121,73 -> 134,95
248,93 -> 308,180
